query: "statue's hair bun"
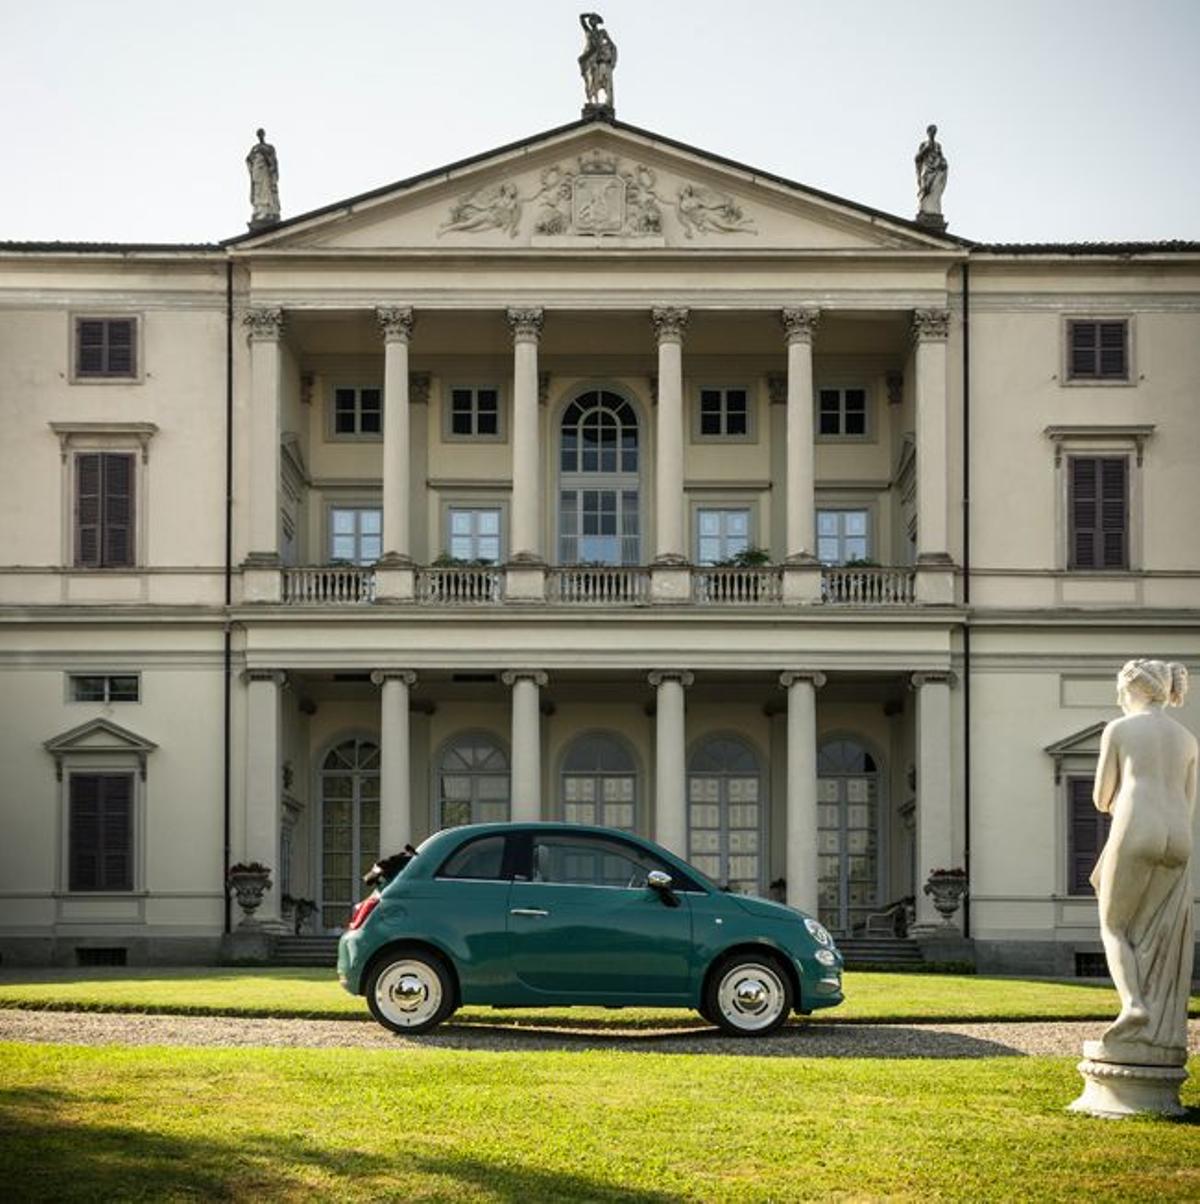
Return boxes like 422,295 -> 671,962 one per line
1118,658 -> 1189,707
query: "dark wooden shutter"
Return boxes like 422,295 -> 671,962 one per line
1069,320 -> 1128,380
77,320 -> 106,376
105,319 -> 136,376
1070,456 -> 1127,569
1097,322 -> 1127,379
70,774 -> 133,891
1068,777 -> 1111,895
102,454 -> 135,567
76,317 -> 136,377
1069,322 -> 1096,378
75,454 -> 102,567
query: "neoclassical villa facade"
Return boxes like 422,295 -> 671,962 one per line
1,109 -> 1197,973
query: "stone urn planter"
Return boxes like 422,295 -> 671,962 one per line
923,868 -> 967,927
228,862 -> 272,928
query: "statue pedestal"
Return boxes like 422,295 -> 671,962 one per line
1068,1055 -> 1188,1119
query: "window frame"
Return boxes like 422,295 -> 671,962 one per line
327,383 -> 384,441
443,502 -> 506,564
70,313 -> 143,384
692,384 -> 756,444
1066,454 -> 1128,571
1066,775 -> 1112,897
1062,316 -> 1135,387
815,383 -> 873,442
692,502 -> 756,565
442,383 -> 506,443
524,829 -> 706,894
66,673 -> 142,704
814,503 -> 876,566
67,771 -> 136,892
325,502 -> 384,566
432,730 -> 512,832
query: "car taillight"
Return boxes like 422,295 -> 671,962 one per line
347,894 -> 380,931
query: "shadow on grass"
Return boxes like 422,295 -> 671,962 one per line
0,1086 -> 677,1203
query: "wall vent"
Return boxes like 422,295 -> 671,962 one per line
76,947 -> 128,967
1074,951 -> 1109,979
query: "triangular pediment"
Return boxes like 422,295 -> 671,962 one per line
45,718 -> 158,779
1044,722 -> 1107,758
231,119 -> 960,256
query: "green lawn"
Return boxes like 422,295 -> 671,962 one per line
1,1042 -> 1197,1202
1,966 -> 1196,1026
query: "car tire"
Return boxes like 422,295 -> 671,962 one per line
365,949 -> 457,1035
705,953 -> 792,1037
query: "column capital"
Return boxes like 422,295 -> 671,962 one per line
243,307 -> 284,341
648,669 -> 694,689
242,668 -> 288,687
371,669 -> 418,687
507,307 -> 544,342
502,669 -> 548,688
780,307 -> 820,344
650,306 -> 689,344
910,670 -> 957,689
911,308 -> 951,343
779,670 -> 826,690
376,306 -> 415,344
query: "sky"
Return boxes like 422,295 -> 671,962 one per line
1,0 -> 1197,244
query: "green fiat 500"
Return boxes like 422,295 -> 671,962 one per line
337,822 -> 843,1036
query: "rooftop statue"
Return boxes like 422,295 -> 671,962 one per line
1070,659 -> 1197,1118
914,124 -> 948,230
579,13 -> 617,117
246,128 -> 281,231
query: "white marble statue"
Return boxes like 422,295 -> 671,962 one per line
1071,659 -> 1196,1117
246,129 -> 280,230
914,124 -> 948,225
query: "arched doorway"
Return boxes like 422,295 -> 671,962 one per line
687,736 -> 765,894
558,390 -> 641,564
436,733 -> 510,829
817,737 -> 883,935
560,733 -> 638,831
319,737 -> 379,931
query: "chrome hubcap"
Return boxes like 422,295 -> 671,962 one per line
717,963 -> 785,1031
376,960 -> 442,1027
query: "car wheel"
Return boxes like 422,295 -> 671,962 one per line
366,950 -> 456,1035
705,954 -> 792,1037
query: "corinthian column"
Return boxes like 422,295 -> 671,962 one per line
651,307 -> 688,565
376,307 -> 414,566
503,670 -> 548,821
243,668 -> 286,927
779,670 -> 825,914
649,669 -> 693,855
372,669 -> 417,853
508,308 -> 544,563
781,308 -> 821,603
910,670 -> 957,932
242,308 -> 285,601
912,309 -> 954,603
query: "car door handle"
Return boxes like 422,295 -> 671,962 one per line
509,908 -> 550,917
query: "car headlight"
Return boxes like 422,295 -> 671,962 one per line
815,948 -> 838,967
804,917 -> 834,948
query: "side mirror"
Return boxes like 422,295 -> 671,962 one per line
647,869 -> 681,908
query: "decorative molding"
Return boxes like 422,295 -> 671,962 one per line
506,307 -> 544,343
886,370 -> 904,405
676,184 -> 756,239
651,306 -> 689,343
648,669 -> 695,688
409,373 -> 431,405
780,307 -> 821,344
1044,423 -> 1155,467
242,669 -> 288,687
910,670 -> 958,689
911,308 -> 951,342
1044,721 -> 1107,784
370,669 -> 418,687
243,307 -> 284,341
767,373 -> 787,404
49,421 -> 158,463
375,306 -> 414,344
439,182 -> 522,239
501,669 -> 549,688
44,717 -> 158,782
779,670 -> 827,690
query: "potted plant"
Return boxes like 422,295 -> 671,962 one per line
923,867 -> 967,926
227,862 -> 272,927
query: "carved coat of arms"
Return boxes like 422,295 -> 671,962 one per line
573,173 -> 626,233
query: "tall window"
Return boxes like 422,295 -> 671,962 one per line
1068,777 -> 1112,895
696,508 -> 750,564
448,507 -> 502,562
817,739 -> 880,935
75,453 -> 135,568
69,773 -> 134,891
560,734 -> 637,831
75,317 -> 137,379
559,392 -> 640,565
332,387 -> 382,437
320,739 -> 380,930
1067,320 -> 1128,381
438,735 -> 510,828
817,509 -> 869,564
687,737 -> 764,894
817,387 -> 867,437
1068,456 -> 1127,569
330,507 -> 382,565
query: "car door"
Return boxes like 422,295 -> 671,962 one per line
507,831 -> 693,1001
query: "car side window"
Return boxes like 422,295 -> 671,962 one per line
437,834 -> 508,881
531,833 -> 700,891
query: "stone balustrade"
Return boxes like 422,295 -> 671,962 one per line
282,566 -> 376,604
692,566 -> 783,605
416,565 -> 503,604
822,565 -> 916,605
546,565 -> 651,605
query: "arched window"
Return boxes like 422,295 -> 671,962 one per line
560,733 -> 637,831
437,734 -> 510,829
687,737 -> 764,894
817,738 -> 881,935
559,391 -> 640,565
320,737 -> 380,931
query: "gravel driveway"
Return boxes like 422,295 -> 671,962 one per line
3,1009 -> 1197,1058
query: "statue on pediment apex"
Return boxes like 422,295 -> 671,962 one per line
246,129 -> 280,231
579,13 -> 617,117
914,124 -> 948,230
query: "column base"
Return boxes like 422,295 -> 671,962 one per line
651,562 -> 691,603
506,563 -> 546,602
1068,1057 -> 1187,1119
375,563 -> 415,603
220,929 -> 271,965
782,559 -> 823,604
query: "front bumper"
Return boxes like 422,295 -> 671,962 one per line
337,928 -> 369,994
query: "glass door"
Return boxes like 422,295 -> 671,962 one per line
319,739 -> 380,931
817,740 -> 880,935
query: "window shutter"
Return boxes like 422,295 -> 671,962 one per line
1068,320 -> 1128,380
1099,457 -> 1128,568
1068,777 -> 1110,894
101,775 -> 134,891
101,453 -> 135,567
1069,322 -> 1097,378
75,454 -> 102,567
1069,457 -> 1099,568
1097,322 -> 1127,379
77,320 -> 106,376
69,774 -> 102,891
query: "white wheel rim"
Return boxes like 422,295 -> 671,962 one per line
375,959 -> 443,1028
716,962 -> 786,1032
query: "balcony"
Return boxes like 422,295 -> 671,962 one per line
416,565 -> 503,604
822,565 -> 916,606
546,565 -> 651,605
282,566 -> 375,605
692,566 -> 782,605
